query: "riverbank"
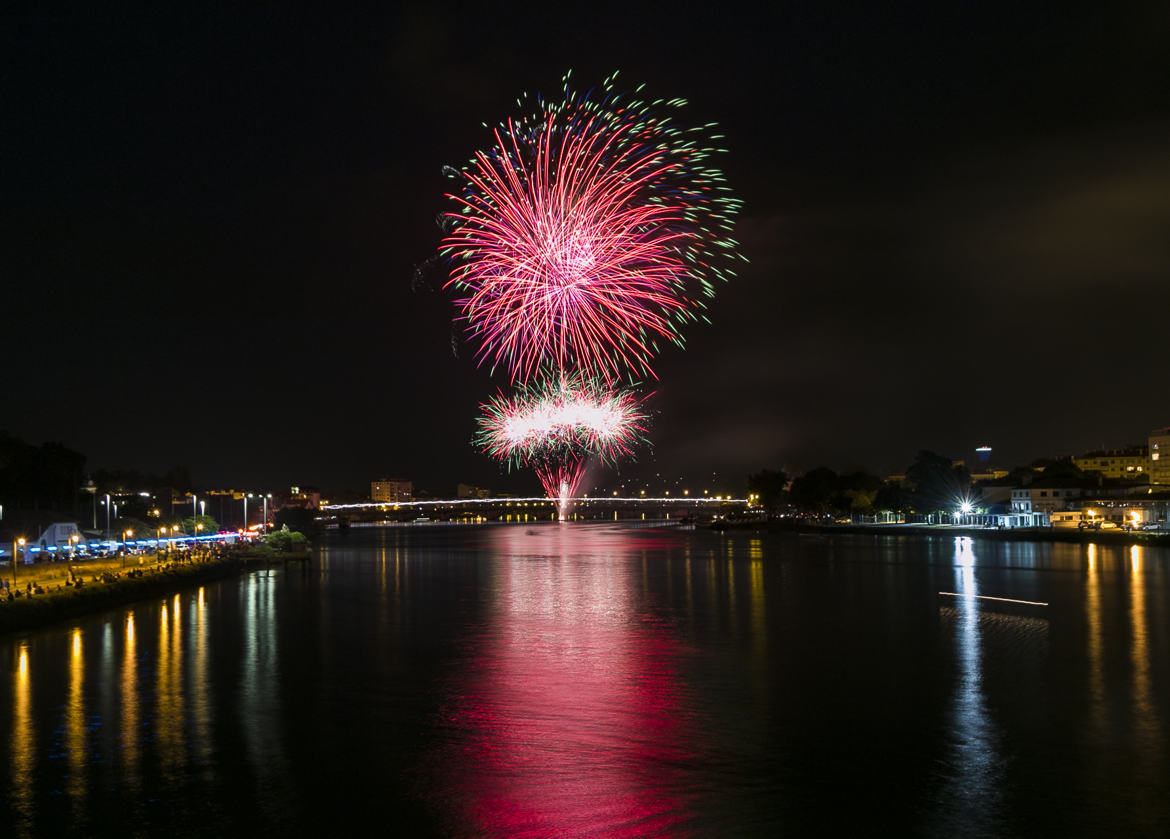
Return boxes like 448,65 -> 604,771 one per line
0,546 -> 308,635
0,556 -> 244,634
716,518 -> 1170,547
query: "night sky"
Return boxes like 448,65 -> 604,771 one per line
5,3 -> 1169,494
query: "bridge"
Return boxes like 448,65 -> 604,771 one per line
318,496 -> 754,525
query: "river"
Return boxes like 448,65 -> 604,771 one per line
2,523 -> 1168,836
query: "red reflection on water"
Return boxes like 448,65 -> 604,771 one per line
435,525 -> 696,838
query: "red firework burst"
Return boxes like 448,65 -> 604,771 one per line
442,73 -> 742,384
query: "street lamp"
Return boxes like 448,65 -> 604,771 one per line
13,537 -> 25,586
67,534 -> 80,582
122,530 -> 133,568
262,493 -> 271,531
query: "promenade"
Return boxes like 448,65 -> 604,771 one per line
0,545 -> 262,634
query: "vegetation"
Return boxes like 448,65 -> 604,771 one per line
746,468 -> 788,515
264,525 -> 308,553
0,431 -> 86,513
179,514 -> 220,536
750,450 -> 977,519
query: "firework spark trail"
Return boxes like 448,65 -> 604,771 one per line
445,73 -> 740,503
475,375 -> 649,510
443,72 -> 743,385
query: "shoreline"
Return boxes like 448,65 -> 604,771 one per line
717,519 -> 1170,547
0,549 -> 309,636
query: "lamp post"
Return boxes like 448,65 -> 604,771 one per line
68,534 -> 80,582
83,480 -> 97,529
122,530 -> 133,569
104,493 -> 111,541
262,493 -> 271,531
13,537 -> 25,586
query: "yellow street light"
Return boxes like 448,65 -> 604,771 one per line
13,537 -> 26,586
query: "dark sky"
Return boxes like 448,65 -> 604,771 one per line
4,2 -> 1169,494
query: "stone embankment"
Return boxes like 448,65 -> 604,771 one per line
0,546 -> 309,635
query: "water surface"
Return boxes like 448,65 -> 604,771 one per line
2,524 -> 1168,836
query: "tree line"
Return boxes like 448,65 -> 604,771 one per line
748,451 -> 974,518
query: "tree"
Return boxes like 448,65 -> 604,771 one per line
789,467 -> 839,514
747,468 -> 788,515
904,450 -> 971,516
836,471 -> 883,513
265,525 -> 308,552
874,482 -> 908,514
0,431 -> 86,513
1034,457 -> 1086,484
180,515 -> 220,536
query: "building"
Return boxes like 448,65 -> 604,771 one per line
1010,485 -> 1085,514
371,479 -> 412,503
274,486 -> 321,511
34,521 -> 85,550
1077,496 -> 1170,528
1150,428 -> 1170,486
1073,446 -> 1149,480
970,470 -> 1010,483
457,483 -> 491,499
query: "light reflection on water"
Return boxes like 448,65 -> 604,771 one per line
429,525 -> 698,837
2,527 -> 1170,836
933,537 -> 1006,835
66,627 -> 85,821
121,612 -> 140,800
12,644 -> 33,838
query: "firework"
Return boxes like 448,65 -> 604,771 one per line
443,71 -> 742,384
476,374 -> 649,506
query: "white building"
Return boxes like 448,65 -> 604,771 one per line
1010,487 -> 1084,514
35,522 -> 85,551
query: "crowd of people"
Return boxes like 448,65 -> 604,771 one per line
0,542 -> 248,603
